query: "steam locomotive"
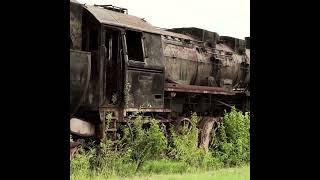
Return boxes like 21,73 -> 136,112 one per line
70,0 -> 250,141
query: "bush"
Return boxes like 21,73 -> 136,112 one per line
71,108 -> 250,177
71,113 -> 169,178
70,146 -> 96,179
120,114 -> 168,172
211,107 -> 250,167
168,113 -> 222,170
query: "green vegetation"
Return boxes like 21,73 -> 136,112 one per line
116,165 -> 250,180
210,108 -> 250,166
72,165 -> 249,180
70,107 -> 250,179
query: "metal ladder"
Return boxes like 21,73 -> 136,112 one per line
104,110 -> 119,142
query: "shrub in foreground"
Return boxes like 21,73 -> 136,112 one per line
71,108 -> 250,177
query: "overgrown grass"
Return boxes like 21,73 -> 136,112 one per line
118,165 -> 250,180
140,159 -> 190,174
70,108 -> 250,179
71,165 -> 250,180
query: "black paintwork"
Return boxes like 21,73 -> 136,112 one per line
70,50 -> 91,117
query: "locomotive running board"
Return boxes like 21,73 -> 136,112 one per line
164,83 -> 235,95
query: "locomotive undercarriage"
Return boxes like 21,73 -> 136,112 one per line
71,87 -> 249,144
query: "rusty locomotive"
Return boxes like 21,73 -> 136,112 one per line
70,0 -> 250,141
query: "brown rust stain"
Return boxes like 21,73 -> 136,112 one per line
164,83 -> 235,95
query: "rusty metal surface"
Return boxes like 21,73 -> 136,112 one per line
161,33 -> 212,86
84,5 -> 194,41
168,27 -> 220,44
76,9 -> 103,111
69,3 -> 250,142
85,5 -> 156,33
245,37 -> 250,49
70,50 -> 91,117
81,4 -> 250,93
124,108 -> 171,112
158,29 -> 194,41
70,1 -> 82,50
117,118 -> 173,123
126,67 -> 164,109
162,27 -> 250,90
214,43 -> 246,88
164,83 -> 235,95
142,33 -> 165,68
245,49 -> 250,64
162,41 -> 198,85
215,100 -> 239,110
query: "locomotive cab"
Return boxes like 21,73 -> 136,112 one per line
77,4 -> 165,111
71,3 -> 166,138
